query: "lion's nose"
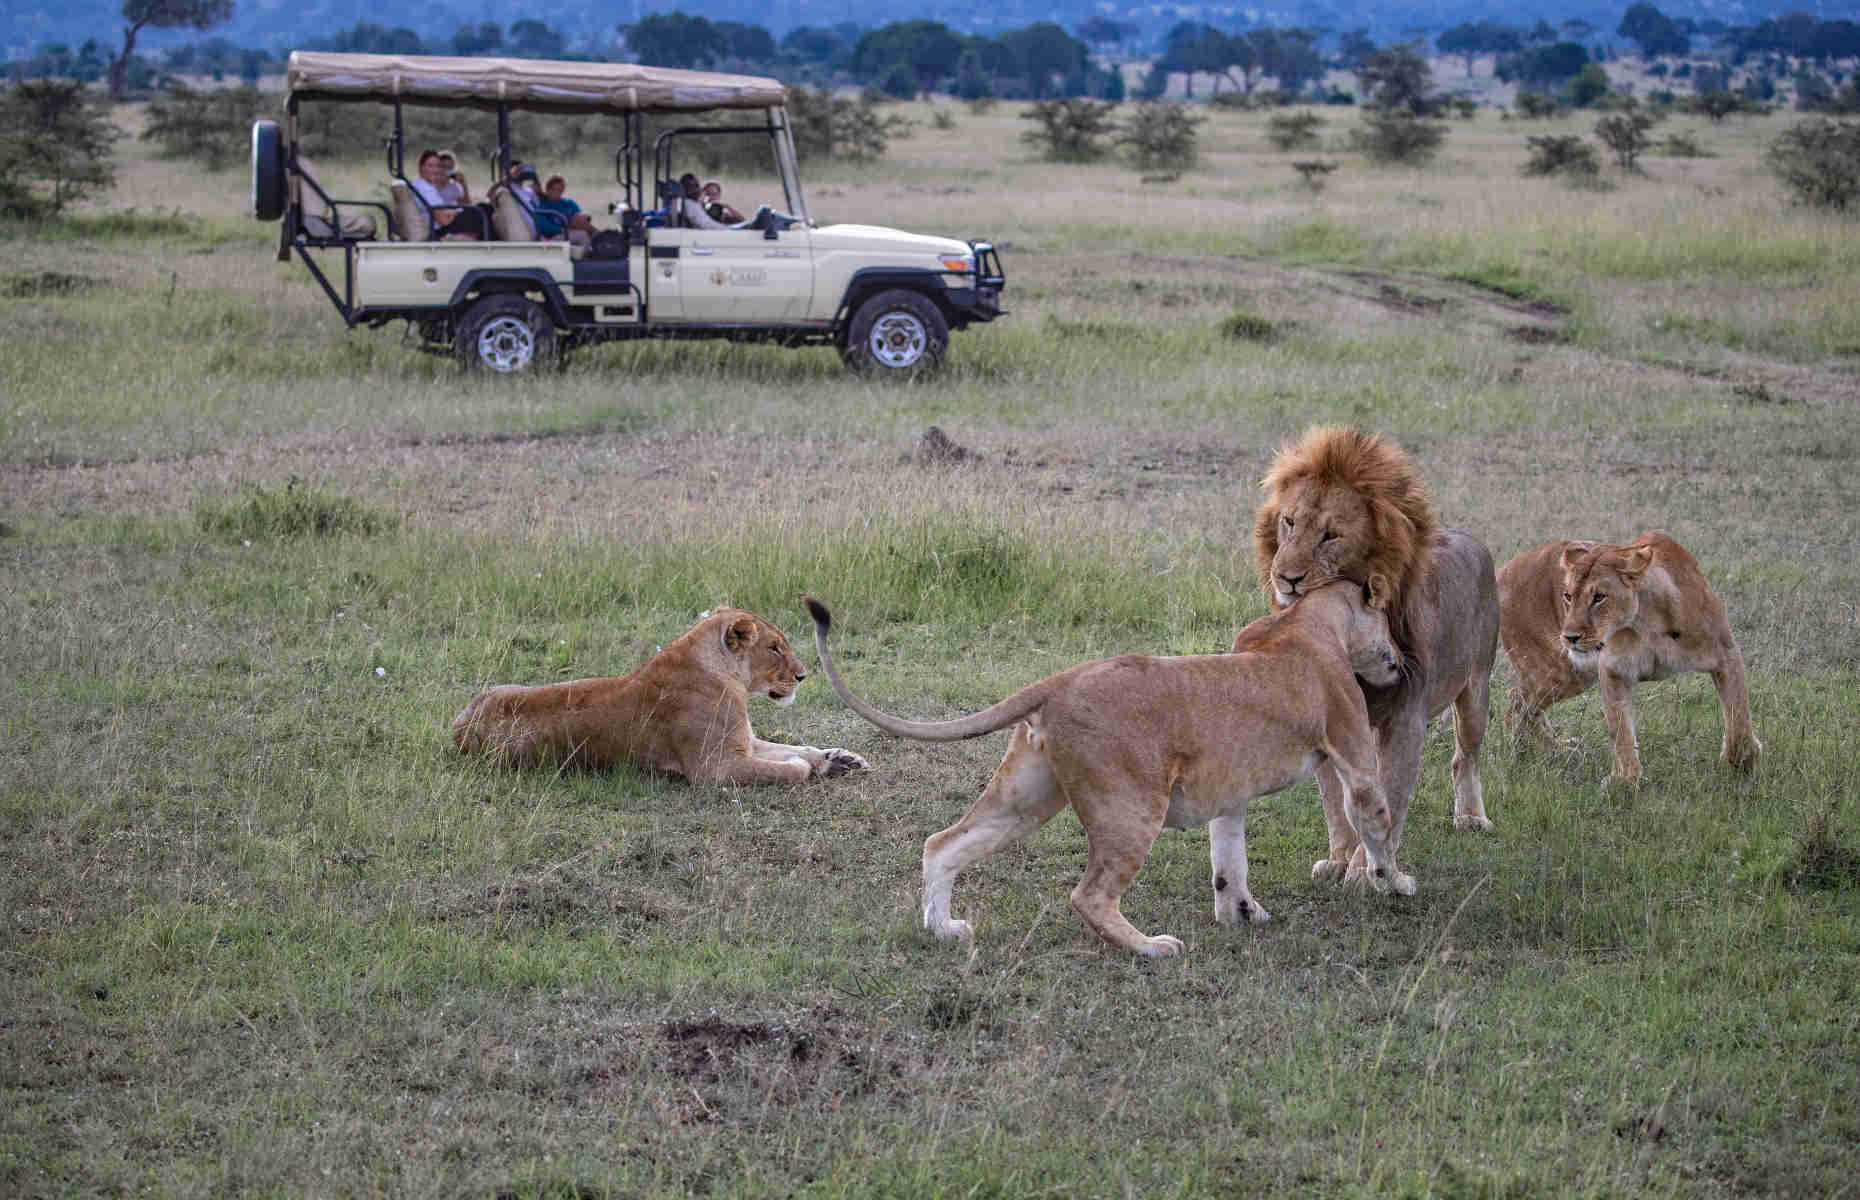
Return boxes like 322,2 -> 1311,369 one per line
794,669 -> 806,681
1279,570 -> 1305,592
1563,633 -> 1581,646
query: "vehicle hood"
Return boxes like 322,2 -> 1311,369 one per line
810,223 -> 972,257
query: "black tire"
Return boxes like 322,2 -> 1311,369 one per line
250,120 -> 285,222
455,294 -> 558,374
842,288 -> 949,379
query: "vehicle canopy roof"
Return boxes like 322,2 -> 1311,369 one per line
285,51 -> 787,115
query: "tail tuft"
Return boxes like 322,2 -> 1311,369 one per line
803,595 -> 832,633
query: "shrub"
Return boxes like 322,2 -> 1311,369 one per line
1567,62 -> 1611,108
1523,133 -> 1600,177
0,80 -> 118,218
1208,91 -> 1250,109
1350,111 -> 1448,164
1766,118 -> 1860,209
1116,102 -> 1203,171
1218,311 -> 1285,342
1265,110 -> 1325,151
1290,160 -> 1338,190
1594,111 -> 1655,170
1019,98 -> 1118,162
1515,92 -> 1559,119
141,83 -> 264,169
1658,130 -> 1713,157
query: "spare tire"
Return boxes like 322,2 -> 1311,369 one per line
250,120 -> 285,222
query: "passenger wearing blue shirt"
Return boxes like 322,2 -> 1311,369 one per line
537,174 -> 596,248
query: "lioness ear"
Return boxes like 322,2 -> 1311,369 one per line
1558,541 -> 1597,574
1617,546 -> 1654,584
1364,573 -> 1392,611
723,615 -> 758,656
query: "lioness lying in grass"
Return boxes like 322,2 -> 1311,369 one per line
804,578 -> 1408,957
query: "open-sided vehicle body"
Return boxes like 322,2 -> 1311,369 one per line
251,52 -> 1005,375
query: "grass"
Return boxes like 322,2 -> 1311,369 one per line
2,97 -> 1858,1197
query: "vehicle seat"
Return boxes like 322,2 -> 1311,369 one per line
658,180 -> 685,228
388,179 -> 429,242
297,154 -> 377,239
488,183 -> 538,241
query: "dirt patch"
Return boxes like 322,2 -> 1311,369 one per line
658,1006 -> 908,1122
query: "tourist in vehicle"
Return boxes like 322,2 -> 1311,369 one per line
536,174 -> 597,248
675,173 -> 729,230
435,149 -> 470,205
700,181 -> 743,225
412,149 -> 486,239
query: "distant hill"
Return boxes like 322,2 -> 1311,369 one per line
3,0 -> 1853,63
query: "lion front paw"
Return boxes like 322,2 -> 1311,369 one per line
817,748 -> 869,778
1136,934 -> 1186,957
1725,736 -> 1762,772
1311,857 -> 1349,882
1366,864 -> 1417,896
1454,812 -> 1494,832
927,916 -> 973,943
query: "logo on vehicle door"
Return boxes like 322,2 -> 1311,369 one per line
709,268 -> 767,287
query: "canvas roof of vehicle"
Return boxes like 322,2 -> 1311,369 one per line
285,52 -> 787,115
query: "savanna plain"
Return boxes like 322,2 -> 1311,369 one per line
2,99 -> 1858,1197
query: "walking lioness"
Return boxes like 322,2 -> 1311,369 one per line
1498,531 -> 1760,786
804,579 -> 1410,958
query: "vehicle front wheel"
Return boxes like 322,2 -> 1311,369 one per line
456,294 -> 557,374
843,289 -> 948,379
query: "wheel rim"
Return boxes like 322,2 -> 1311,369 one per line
476,315 -> 535,372
867,311 -> 927,368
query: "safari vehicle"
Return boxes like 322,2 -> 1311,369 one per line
250,51 -> 1005,377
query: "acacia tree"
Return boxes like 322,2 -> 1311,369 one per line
0,80 -> 119,216
109,0 -> 234,100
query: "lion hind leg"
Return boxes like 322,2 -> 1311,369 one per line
922,723 -> 1064,943
1067,791 -> 1179,956
1310,761 -> 1360,883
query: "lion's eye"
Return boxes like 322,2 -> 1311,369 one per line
1590,595 -> 1604,608
1561,592 -> 1571,604
1281,515 -> 1293,531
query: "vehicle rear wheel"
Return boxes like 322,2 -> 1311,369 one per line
250,121 -> 285,222
843,288 -> 948,379
456,295 -> 558,374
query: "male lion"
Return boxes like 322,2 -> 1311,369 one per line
452,608 -> 869,785
1245,426 -> 1500,888
1497,531 -> 1760,786
804,579 -> 1408,958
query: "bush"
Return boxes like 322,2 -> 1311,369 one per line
141,83 -> 265,169
1594,111 -> 1655,170
1515,92 -> 1559,119
1658,130 -> 1713,157
1116,102 -> 1203,171
1767,118 -> 1860,209
1019,98 -> 1118,162
1265,110 -> 1325,151
194,479 -> 397,541
1523,133 -> 1600,177
1290,160 -> 1338,190
1208,91 -> 1251,109
1350,111 -> 1448,164
0,80 -> 118,218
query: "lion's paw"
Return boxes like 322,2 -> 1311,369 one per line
1367,865 -> 1417,896
928,917 -> 972,942
1454,813 -> 1494,832
818,748 -> 869,778
1312,857 -> 1349,882
1136,934 -> 1185,957
1725,737 -> 1762,772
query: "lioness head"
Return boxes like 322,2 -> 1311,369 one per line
1558,542 -> 1653,662
719,610 -> 808,706
1344,575 -> 1402,688
1253,428 -> 1436,652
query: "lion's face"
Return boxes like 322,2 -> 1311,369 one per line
1559,544 -> 1652,664
723,613 -> 808,706
1342,577 -> 1401,688
1265,478 -> 1381,608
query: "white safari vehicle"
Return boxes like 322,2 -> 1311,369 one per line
251,52 -> 1005,376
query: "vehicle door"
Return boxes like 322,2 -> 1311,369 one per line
679,225 -> 813,322
641,228 -> 688,321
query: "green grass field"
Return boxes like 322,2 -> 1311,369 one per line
2,99 -> 1857,1197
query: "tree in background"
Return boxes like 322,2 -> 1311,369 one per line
141,82 -> 262,168
1356,42 -> 1439,115
993,22 -> 1087,99
109,0 -> 233,99
622,13 -> 724,69
1436,22 -> 1521,78
1077,17 -> 1135,51
1117,101 -> 1204,170
1335,29 -> 1377,71
1766,118 -> 1860,209
506,21 -> 565,59
1618,3 -> 1690,60
1568,62 -> 1612,107
852,21 -> 965,91
1594,110 -> 1655,168
1498,43 -> 1591,93
0,80 -> 118,217
452,22 -> 502,56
